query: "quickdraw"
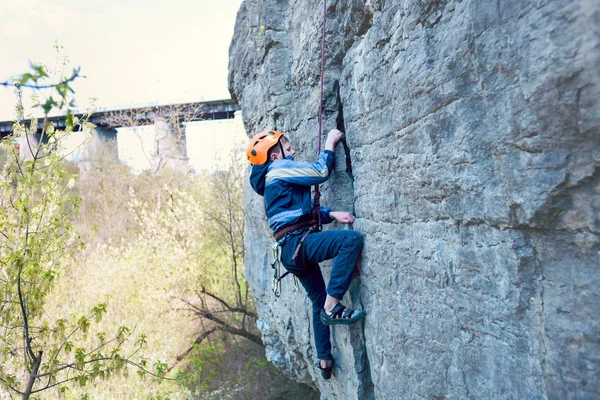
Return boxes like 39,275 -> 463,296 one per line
271,243 -> 299,297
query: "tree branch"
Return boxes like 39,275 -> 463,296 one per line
33,356 -> 180,394
34,371 -> 93,393
165,328 -> 218,373
16,232 -> 36,363
47,312 -> 94,368
0,375 -> 24,395
196,311 -> 262,346
23,351 -> 43,398
199,289 -> 257,319
0,70 -> 81,90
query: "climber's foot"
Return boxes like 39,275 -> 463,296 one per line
320,303 -> 365,326
316,359 -> 333,379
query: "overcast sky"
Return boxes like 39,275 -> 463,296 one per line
0,0 -> 244,120
0,0 -> 246,171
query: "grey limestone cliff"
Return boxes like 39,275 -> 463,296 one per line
228,1 -> 599,399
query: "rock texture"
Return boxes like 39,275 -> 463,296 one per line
228,1 -> 599,399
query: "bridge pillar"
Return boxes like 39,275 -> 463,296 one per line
78,127 -> 119,174
152,117 -> 189,174
18,132 -> 40,161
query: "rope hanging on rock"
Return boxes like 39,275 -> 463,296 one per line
313,0 -> 327,230
270,1 -> 328,296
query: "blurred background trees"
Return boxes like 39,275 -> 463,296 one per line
0,57 -> 318,399
60,140 -> 316,399
0,63 -> 168,400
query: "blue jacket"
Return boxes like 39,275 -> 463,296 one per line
249,150 -> 335,233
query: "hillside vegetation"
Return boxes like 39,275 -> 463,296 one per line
43,148 -> 317,399
0,57 -> 318,399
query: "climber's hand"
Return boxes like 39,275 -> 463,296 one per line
330,211 -> 355,224
325,129 -> 344,151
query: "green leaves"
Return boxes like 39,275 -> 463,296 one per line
74,347 -> 86,370
42,97 -> 58,115
14,63 -> 80,117
1,373 -> 19,388
19,73 -> 35,85
136,368 -> 147,380
117,326 -> 130,341
174,369 -> 188,381
77,316 -> 90,335
135,333 -> 148,347
0,53 -> 178,400
54,318 -> 68,338
76,374 -> 88,387
91,303 -> 107,323
64,341 -> 73,354
154,360 -> 168,381
16,63 -> 49,87
65,111 -> 74,131
96,332 -> 107,344
0,75 -> 90,396
30,63 -> 50,80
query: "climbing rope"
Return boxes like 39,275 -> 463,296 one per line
313,0 -> 327,230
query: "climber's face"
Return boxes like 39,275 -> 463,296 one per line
280,139 -> 296,159
268,137 -> 296,161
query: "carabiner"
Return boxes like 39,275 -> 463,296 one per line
271,243 -> 282,297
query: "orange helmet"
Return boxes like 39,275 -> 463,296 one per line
246,130 -> 284,165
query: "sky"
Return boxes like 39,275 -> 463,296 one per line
116,116 -> 247,172
0,0 -> 246,171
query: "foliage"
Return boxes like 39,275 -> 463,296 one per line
182,154 -> 261,346
178,339 -> 319,400
1,47 -> 309,399
0,61 -> 166,399
36,141 -> 254,398
108,151 -> 259,347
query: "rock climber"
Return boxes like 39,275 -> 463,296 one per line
246,128 -> 365,379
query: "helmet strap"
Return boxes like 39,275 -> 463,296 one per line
278,140 -> 286,160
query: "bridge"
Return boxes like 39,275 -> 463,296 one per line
1,99 -> 241,173
0,99 -> 240,137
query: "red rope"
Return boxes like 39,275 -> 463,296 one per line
317,0 -> 327,156
313,0 -> 327,230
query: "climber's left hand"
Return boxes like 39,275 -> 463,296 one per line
329,211 -> 355,224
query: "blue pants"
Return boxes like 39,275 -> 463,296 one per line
280,229 -> 363,361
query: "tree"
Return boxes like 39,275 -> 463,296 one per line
0,62 -> 170,399
176,153 -> 261,365
112,151 -> 260,372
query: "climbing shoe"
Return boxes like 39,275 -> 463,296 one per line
320,303 -> 365,326
316,359 -> 333,379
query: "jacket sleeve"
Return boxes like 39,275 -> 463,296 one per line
319,205 -> 334,225
265,150 -> 335,187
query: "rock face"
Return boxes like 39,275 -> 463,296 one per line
228,1 -> 599,399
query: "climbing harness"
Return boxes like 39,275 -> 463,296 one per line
271,243 -> 299,297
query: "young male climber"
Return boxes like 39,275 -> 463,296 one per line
246,129 -> 364,379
